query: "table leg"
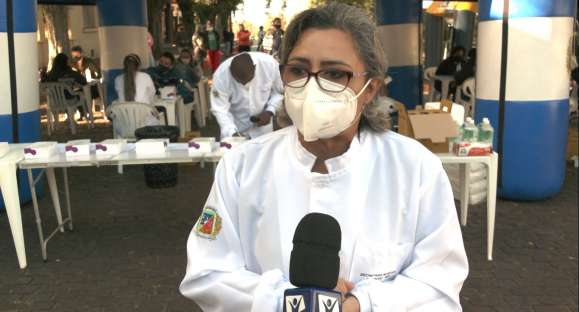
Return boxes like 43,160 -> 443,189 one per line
27,169 -> 48,261
63,168 -> 73,231
177,99 -> 186,138
459,163 -> 470,226
486,154 -> 499,261
0,162 -> 27,269
46,168 -> 64,233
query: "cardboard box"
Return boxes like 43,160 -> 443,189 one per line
188,137 -> 215,154
396,100 -> 458,153
65,139 -> 91,157
24,142 -> 58,159
96,139 -> 127,156
219,137 -> 248,153
135,138 -> 168,155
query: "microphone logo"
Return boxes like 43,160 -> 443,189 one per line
318,294 -> 339,312
285,295 -> 306,312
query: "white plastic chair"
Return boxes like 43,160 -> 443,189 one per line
107,101 -> 164,140
41,82 -> 93,135
424,67 -> 440,102
459,78 -> 476,118
107,101 -> 165,174
198,78 -> 211,121
182,81 -> 206,131
83,81 -> 107,121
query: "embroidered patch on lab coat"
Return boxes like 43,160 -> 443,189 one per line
195,207 -> 222,240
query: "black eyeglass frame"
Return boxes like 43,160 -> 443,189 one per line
279,64 -> 368,93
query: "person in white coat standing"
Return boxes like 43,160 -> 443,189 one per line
180,3 -> 468,312
210,52 -> 284,139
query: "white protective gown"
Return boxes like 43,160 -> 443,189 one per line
180,126 -> 469,312
210,52 -> 284,139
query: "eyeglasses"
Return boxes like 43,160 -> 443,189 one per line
280,64 -> 368,93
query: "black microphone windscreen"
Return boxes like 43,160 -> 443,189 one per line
289,213 -> 342,289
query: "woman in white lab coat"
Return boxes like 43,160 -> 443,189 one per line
114,54 -> 156,105
180,3 -> 468,312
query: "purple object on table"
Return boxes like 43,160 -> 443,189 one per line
220,142 -> 232,149
24,148 -> 37,155
65,146 -> 78,153
95,144 -> 107,151
188,142 -> 201,149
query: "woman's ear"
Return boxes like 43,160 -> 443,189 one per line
361,78 -> 383,107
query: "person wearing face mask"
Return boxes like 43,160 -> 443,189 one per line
210,52 -> 284,139
180,3 -> 468,312
176,49 -> 202,87
147,52 -> 195,104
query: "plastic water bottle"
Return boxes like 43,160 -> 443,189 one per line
478,117 -> 494,145
461,117 -> 478,142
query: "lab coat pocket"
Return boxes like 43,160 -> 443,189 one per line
349,240 -> 414,283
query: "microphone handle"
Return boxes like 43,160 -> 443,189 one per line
283,287 -> 342,312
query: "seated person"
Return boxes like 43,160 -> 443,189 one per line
176,49 -> 202,87
71,45 -> 101,100
43,53 -> 87,90
114,54 -> 156,105
42,53 -> 87,120
455,48 -> 476,102
455,48 -> 476,86
71,45 -> 101,83
114,54 -> 167,125
148,52 -> 195,104
435,46 -> 466,96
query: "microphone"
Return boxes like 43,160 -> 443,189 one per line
283,213 -> 342,312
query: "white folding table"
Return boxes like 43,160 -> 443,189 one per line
3,144 -> 499,268
16,143 -> 222,263
438,152 -> 499,260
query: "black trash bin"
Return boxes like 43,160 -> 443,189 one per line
135,125 -> 180,188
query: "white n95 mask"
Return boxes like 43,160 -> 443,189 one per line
285,78 -> 372,142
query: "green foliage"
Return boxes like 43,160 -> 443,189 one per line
187,0 -> 243,23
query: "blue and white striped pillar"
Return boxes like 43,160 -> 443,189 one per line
0,0 -> 40,208
476,0 -> 576,200
375,0 -> 422,108
97,0 -> 149,104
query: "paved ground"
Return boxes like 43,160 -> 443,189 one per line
0,120 -> 577,312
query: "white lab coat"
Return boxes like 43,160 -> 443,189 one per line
210,52 -> 284,139
114,71 -> 156,105
180,127 -> 469,312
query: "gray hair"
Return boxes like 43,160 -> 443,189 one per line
277,2 -> 391,132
